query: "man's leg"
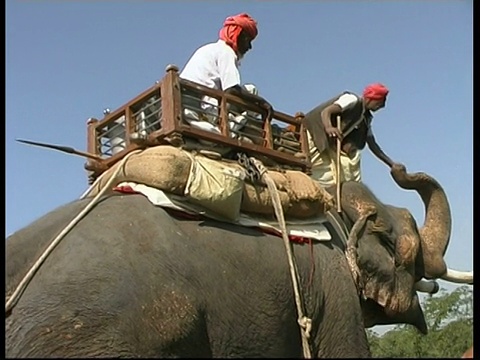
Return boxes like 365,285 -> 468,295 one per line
309,149 -> 362,187
339,150 -> 362,183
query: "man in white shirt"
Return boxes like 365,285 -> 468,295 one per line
304,83 -> 397,187
179,13 -> 272,134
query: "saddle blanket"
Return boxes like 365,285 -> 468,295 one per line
113,181 -> 332,243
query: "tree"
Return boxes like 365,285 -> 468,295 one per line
367,286 -> 473,358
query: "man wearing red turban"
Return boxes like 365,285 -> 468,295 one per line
180,12 -> 272,131
219,13 -> 258,56
303,82 -> 399,186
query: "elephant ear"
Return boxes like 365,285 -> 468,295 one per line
361,294 -> 427,335
337,180 -> 428,332
355,231 -> 427,333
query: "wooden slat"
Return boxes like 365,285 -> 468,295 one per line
160,69 -> 177,134
295,112 -> 310,158
86,118 -> 99,155
219,97 -> 230,137
263,114 -> 273,149
125,107 -> 134,147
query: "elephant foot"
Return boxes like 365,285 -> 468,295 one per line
346,209 -> 376,294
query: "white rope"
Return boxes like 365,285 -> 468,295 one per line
79,160 -> 117,199
250,158 -> 313,358
6,150 -> 142,315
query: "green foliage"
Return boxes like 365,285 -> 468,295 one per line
367,286 -> 473,358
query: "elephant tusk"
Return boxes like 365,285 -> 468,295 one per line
441,268 -> 473,284
415,280 -> 440,294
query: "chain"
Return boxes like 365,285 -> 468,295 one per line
237,152 -> 262,183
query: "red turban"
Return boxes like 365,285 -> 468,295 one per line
363,83 -> 389,100
219,13 -> 258,53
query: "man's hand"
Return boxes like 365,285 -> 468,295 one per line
390,162 -> 408,184
325,126 -> 342,139
258,98 -> 273,118
390,162 -> 406,173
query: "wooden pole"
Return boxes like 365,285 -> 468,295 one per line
16,138 -> 104,161
336,115 -> 342,213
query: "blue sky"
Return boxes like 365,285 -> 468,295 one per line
6,0 -> 472,312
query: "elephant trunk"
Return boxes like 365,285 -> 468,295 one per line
390,164 -> 451,279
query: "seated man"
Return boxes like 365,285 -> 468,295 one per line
179,12 -> 273,138
303,83 -> 399,188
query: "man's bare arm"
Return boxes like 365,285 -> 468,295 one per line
321,103 -> 343,138
366,132 -> 395,167
225,85 -> 273,112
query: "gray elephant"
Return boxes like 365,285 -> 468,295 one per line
5,166 -> 471,358
6,194 -> 371,358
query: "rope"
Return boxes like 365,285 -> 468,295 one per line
335,115 -> 342,213
249,157 -> 313,359
79,171 -> 108,199
5,150 -> 142,315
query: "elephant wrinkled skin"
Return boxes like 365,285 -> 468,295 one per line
6,194 -> 371,358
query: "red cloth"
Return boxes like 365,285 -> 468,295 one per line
363,83 -> 389,100
219,13 -> 258,53
259,227 -> 312,244
113,184 -> 139,194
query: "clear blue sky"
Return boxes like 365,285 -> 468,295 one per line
6,1 -> 472,301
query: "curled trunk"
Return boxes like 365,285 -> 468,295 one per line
390,163 -> 451,279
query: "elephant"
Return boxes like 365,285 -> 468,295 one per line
5,165 -> 472,358
6,194 -> 372,358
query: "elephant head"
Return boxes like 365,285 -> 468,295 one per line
338,164 -> 472,334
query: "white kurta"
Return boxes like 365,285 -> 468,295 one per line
180,39 -> 241,114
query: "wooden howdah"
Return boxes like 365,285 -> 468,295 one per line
84,64 -> 311,177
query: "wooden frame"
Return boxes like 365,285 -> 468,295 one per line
85,64 -> 311,176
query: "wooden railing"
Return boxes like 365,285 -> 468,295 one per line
85,64 -> 311,177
